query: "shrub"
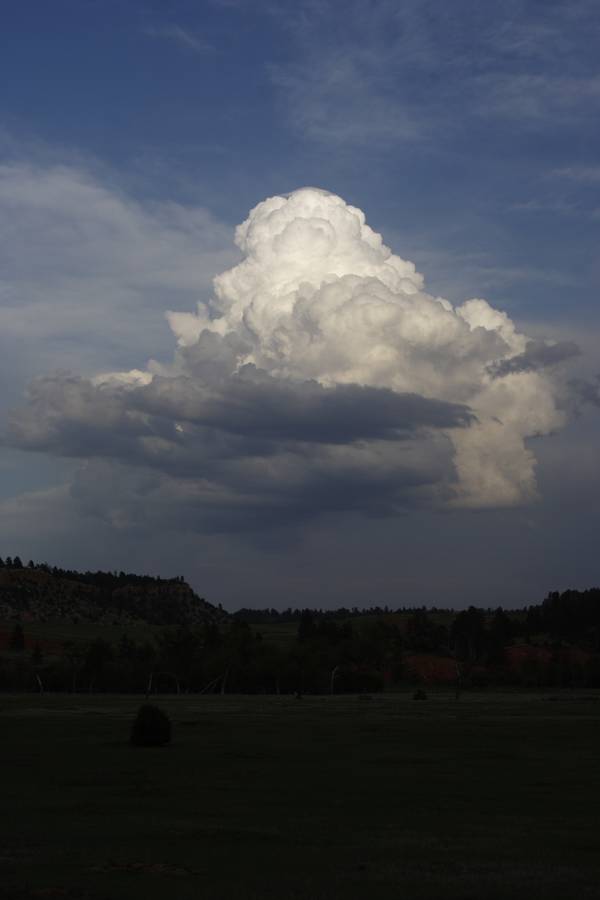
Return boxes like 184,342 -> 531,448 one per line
130,704 -> 172,747
413,689 -> 428,701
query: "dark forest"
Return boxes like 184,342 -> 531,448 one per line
1,556 -> 599,695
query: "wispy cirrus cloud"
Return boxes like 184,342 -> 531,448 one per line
268,0 -> 600,148
474,73 -> 600,124
143,24 -> 213,55
271,57 -> 421,147
551,166 -> 600,184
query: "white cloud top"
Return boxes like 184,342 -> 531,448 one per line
165,188 -> 566,507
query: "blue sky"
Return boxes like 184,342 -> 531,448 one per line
1,0 -> 599,609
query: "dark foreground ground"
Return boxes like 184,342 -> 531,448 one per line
1,692 -> 600,900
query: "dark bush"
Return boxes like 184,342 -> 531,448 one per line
130,704 -> 172,746
413,689 -> 428,701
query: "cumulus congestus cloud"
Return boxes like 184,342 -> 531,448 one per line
7,187 -> 576,531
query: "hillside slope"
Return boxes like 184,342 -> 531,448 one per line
0,566 -> 225,626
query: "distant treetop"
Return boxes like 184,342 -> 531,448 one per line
0,555 -> 185,588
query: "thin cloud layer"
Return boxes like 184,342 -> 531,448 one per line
0,162 -> 237,378
270,1 -> 600,147
7,187 -> 578,531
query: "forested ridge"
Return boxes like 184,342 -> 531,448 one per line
0,555 -> 224,627
1,555 -> 599,693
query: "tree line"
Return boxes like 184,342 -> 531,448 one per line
0,555 -> 185,588
2,589 -> 600,694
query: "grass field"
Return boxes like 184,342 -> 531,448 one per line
1,691 -> 600,899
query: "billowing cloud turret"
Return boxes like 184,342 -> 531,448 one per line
167,187 -> 567,507
9,187 -> 577,526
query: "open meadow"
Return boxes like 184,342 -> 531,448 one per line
1,691 -> 600,900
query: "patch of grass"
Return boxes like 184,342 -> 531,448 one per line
1,692 -> 600,898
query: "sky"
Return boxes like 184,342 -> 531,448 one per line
1,0 -> 599,611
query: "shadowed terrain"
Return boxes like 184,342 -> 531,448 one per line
1,692 -> 600,899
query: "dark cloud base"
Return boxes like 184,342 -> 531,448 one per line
5,355 -> 474,534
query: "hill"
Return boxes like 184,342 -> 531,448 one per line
0,561 -> 225,627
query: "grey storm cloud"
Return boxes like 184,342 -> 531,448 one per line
487,339 -> 581,378
4,187 -> 584,535
569,375 -> 600,409
6,363 -> 470,470
139,368 -> 474,443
